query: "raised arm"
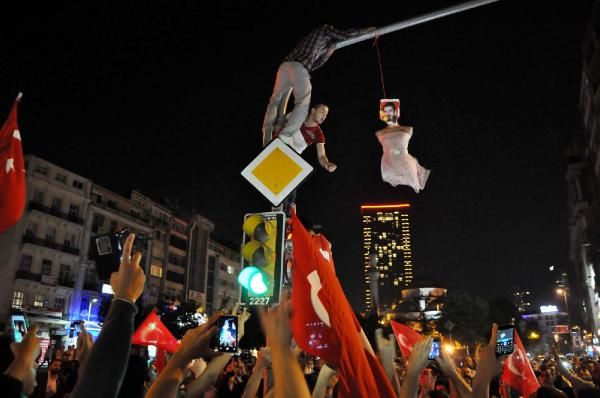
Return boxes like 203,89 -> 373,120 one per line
260,300 -> 311,398
71,233 -> 146,398
401,337 -> 433,398
145,314 -> 220,398
241,347 -> 271,398
435,348 -> 472,398
471,324 -> 504,398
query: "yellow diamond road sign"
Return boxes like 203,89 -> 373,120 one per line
241,138 -> 313,206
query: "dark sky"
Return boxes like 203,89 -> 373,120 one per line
2,0 -> 592,310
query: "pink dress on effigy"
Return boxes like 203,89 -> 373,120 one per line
375,125 -> 430,193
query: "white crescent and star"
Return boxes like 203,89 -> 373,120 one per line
306,270 -> 331,327
396,333 -> 414,352
4,129 -> 22,175
507,347 -> 526,380
5,158 -> 14,174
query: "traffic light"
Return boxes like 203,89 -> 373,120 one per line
239,212 -> 285,306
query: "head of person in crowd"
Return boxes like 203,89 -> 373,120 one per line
463,356 -> 475,369
49,359 -> 62,376
314,357 -> 325,373
304,358 -> 314,374
539,369 -> 555,387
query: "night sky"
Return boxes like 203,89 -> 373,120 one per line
2,0 -> 592,310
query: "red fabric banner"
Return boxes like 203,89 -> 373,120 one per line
501,331 -> 540,398
132,311 -> 179,353
390,320 -> 424,359
290,211 -> 396,398
0,94 -> 25,233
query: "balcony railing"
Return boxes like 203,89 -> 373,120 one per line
15,270 -> 41,282
28,201 -> 84,225
41,275 -> 56,286
22,235 -> 80,256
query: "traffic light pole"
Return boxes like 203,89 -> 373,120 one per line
334,0 -> 501,50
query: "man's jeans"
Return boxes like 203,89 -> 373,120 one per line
262,61 -> 311,146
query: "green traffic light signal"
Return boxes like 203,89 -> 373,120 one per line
239,212 -> 285,306
237,266 -> 269,295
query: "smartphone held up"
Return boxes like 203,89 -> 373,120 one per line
211,315 -> 239,353
428,337 -> 441,360
495,324 -> 515,356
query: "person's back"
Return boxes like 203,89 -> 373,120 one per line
117,353 -> 148,398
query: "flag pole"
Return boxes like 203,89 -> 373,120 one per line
335,0 -> 501,50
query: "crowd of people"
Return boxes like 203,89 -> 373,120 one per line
2,234 -> 600,398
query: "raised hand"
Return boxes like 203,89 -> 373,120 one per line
76,323 -> 94,367
110,233 -> 146,303
407,337 -> 433,376
259,300 -> 293,350
173,312 -> 221,365
6,326 -> 41,395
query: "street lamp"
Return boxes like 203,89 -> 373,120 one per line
87,298 -> 98,322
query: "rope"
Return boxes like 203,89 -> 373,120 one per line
373,35 -> 387,99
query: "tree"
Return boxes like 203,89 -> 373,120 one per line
440,290 -> 490,347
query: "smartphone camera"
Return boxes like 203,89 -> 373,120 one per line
11,314 -> 28,343
428,337 -> 441,360
211,315 -> 238,353
495,324 -> 515,356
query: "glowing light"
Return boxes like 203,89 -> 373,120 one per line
540,305 -> 558,313
360,204 -> 410,210
443,343 -> 455,354
528,331 -> 540,340
249,273 -> 268,294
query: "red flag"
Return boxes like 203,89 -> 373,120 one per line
390,320 -> 424,359
501,331 -> 539,398
0,93 -> 26,233
291,211 -> 397,398
132,312 -> 180,353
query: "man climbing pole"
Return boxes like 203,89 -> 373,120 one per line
262,24 -> 375,147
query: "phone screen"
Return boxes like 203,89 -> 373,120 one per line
496,325 -> 515,356
11,315 -> 28,343
428,338 -> 441,360
214,315 -> 238,353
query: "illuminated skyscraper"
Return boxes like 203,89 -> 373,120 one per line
361,204 -> 413,312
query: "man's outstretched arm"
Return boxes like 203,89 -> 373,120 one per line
316,143 -> 336,172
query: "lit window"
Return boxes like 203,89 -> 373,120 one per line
150,265 -> 163,278
34,294 -> 45,308
227,265 -> 234,275
12,291 -> 24,309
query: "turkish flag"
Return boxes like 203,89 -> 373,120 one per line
390,320 -> 424,359
132,311 -> 180,353
501,331 -> 539,398
290,211 -> 397,398
0,93 -> 26,233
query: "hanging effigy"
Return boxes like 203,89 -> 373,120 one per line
375,99 -> 430,193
